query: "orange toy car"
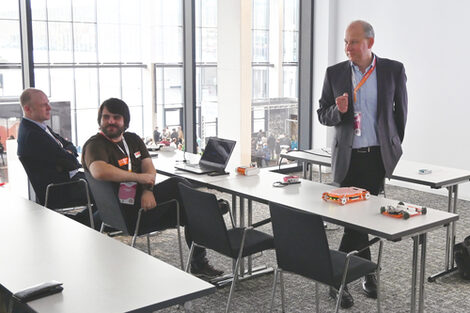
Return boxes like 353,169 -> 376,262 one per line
322,187 -> 370,205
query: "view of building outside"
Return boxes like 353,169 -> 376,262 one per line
251,0 -> 299,167
0,0 -> 299,173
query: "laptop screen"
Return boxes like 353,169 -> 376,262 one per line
200,137 -> 236,168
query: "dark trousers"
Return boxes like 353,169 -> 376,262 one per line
134,176 -> 207,266
339,147 -> 385,260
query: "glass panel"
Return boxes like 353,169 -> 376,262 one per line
283,30 -> 298,62
76,108 -> 99,146
0,21 -> 21,63
48,22 -> 73,63
283,66 -> 297,98
122,68 -> 143,107
96,0 -> 119,24
34,68 -> 50,94
97,23 -> 120,62
50,68 -> 74,102
72,0 -> 96,23
74,23 -> 97,63
128,106 -> 143,135
0,69 -> 22,97
120,1 -> 140,25
153,26 -> 183,63
32,21 -> 49,63
31,0 -> 47,20
47,0 -> 72,22
0,1 -> 19,19
252,0 -> 269,29
163,67 -> 183,106
74,68 -> 98,109
252,67 -> 268,100
121,25 -> 142,62
253,30 -> 269,62
283,0 -> 299,31
200,28 -> 217,62
99,68 -> 121,101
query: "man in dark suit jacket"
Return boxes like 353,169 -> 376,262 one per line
317,20 -> 407,308
17,88 -> 98,226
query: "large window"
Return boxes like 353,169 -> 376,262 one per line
195,0 -> 218,149
251,0 -> 300,167
28,0 -> 148,147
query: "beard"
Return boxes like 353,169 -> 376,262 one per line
100,124 -> 125,139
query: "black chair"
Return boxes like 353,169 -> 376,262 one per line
269,202 -> 383,313
45,179 -> 94,229
19,156 -> 95,228
177,183 -> 274,313
85,172 -> 184,269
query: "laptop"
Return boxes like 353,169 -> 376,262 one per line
174,137 -> 236,174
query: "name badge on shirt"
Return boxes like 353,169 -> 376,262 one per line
354,112 -> 361,136
118,157 -> 129,167
134,151 -> 141,159
118,182 -> 137,205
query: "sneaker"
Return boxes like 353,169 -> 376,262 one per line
191,262 -> 223,278
362,274 -> 378,299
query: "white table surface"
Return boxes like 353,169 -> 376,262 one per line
280,149 -> 470,188
0,189 -> 215,313
212,171 -> 458,241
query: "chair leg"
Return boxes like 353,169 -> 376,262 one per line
270,268 -> 280,312
176,202 -> 184,270
146,233 -> 151,255
279,270 -> 286,313
376,269 -> 381,313
226,256 -> 241,313
99,223 -> 105,233
185,243 -> 196,273
315,283 -> 319,313
335,284 -> 345,313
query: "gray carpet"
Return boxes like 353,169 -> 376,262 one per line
115,173 -> 470,313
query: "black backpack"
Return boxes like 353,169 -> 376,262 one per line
454,236 -> 470,280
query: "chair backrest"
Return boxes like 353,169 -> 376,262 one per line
269,202 -> 334,285
19,156 -> 61,205
84,172 -> 131,235
177,183 -> 234,257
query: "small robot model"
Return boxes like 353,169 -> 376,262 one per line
283,175 -> 300,184
380,201 -> 427,219
322,187 -> 370,205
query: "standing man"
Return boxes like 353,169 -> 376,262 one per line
317,20 -> 407,308
81,98 -> 223,278
17,88 -> 98,226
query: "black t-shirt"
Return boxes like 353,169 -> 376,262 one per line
82,132 -> 150,174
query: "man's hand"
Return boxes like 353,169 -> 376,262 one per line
135,173 -> 155,185
335,93 -> 349,113
141,190 -> 157,211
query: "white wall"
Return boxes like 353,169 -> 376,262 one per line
313,0 -> 470,200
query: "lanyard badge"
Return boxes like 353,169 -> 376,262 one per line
115,136 -> 137,204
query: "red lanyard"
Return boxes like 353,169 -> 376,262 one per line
353,57 -> 376,103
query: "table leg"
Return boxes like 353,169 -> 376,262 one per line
232,194 -> 237,271
319,165 -> 323,183
411,236 -> 419,313
418,233 -> 427,313
302,161 -> 308,179
248,200 -> 253,275
239,197 -> 245,276
428,185 -> 459,282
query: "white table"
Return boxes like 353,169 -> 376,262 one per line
280,149 -> 470,281
201,171 -> 458,313
0,189 -> 215,313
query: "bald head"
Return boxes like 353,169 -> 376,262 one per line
344,20 -> 375,71
347,20 -> 375,39
20,88 -> 51,122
